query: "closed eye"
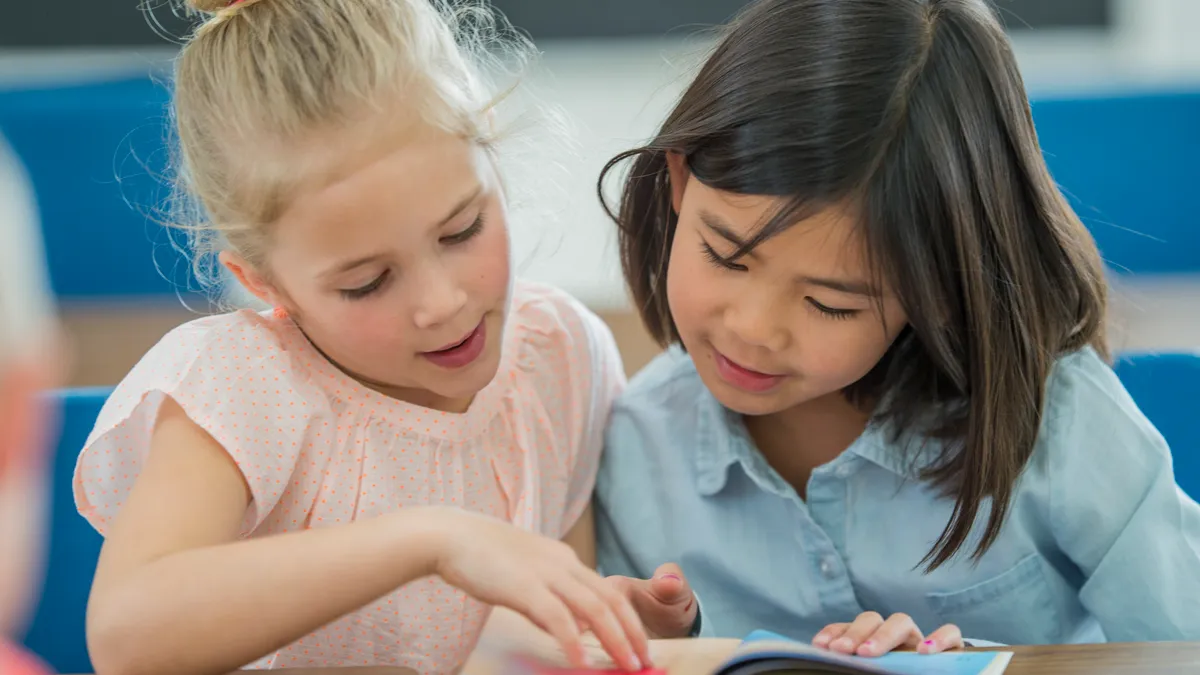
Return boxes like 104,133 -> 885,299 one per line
807,298 -> 859,319
441,215 -> 485,246
700,240 -> 747,272
341,270 -> 390,300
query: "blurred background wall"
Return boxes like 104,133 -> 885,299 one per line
2,0 -> 1199,385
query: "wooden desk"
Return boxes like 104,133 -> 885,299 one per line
986,642 -> 1200,674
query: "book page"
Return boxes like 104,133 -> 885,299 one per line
463,612 -> 1008,675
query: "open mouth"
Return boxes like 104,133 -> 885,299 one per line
421,320 -> 487,370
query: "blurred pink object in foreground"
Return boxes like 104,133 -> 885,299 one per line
0,131 -> 59,670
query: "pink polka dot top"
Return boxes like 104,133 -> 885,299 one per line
73,281 -> 625,674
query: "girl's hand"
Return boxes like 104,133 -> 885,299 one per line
431,508 -> 651,672
812,612 -> 963,657
605,563 -> 699,638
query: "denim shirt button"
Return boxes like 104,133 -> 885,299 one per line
820,556 -> 839,579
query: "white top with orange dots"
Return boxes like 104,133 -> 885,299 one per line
74,280 -> 625,673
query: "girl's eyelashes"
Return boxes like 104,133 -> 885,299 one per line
341,269 -> 390,300
440,214 -> 485,246
336,214 -> 485,301
700,240 -> 748,272
807,298 -> 860,320
700,235 -> 861,320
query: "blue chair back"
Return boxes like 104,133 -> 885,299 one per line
1113,352 -> 1200,501
1031,90 -> 1200,275
21,388 -> 110,675
0,76 -> 190,300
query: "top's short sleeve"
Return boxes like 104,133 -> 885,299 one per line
74,311 -> 329,537
1037,348 -> 1200,641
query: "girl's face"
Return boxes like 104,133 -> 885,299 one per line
665,157 -> 908,417
227,128 -> 511,412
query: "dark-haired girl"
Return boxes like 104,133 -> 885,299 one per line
596,0 -> 1200,656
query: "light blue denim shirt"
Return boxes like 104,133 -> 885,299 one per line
595,347 -> 1200,644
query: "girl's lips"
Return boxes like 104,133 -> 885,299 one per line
713,349 -> 785,393
421,320 -> 486,369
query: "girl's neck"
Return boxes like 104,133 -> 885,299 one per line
295,321 -> 474,413
743,391 -> 872,500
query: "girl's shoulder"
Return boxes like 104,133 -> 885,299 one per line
75,310 -> 335,535
504,280 -> 623,398
103,308 -> 331,415
499,281 -> 626,536
1043,346 -> 1136,426
501,281 -> 624,437
506,280 -> 607,346
1031,345 -> 1170,478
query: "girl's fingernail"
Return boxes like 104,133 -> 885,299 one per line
659,574 -> 681,581
924,640 -> 935,646
630,655 -> 643,671
833,638 -> 854,651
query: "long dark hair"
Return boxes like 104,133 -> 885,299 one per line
599,0 -> 1108,570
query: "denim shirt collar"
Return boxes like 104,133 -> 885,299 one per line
692,389 -> 947,496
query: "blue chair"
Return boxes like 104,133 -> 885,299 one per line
21,388 -> 111,675
1113,352 -> 1200,501
0,76 -> 192,300
1031,90 -> 1200,275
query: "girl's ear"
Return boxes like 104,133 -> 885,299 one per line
220,251 -> 285,310
666,151 -> 689,216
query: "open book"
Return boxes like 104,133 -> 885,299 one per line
710,631 -> 1012,675
469,609 -> 1010,675
479,629 -> 1010,675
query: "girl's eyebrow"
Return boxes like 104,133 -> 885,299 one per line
434,184 -> 483,229
699,208 -> 750,249
699,208 -> 879,297
321,253 -> 387,280
799,275 -> 880,297
319,184 -> 484,280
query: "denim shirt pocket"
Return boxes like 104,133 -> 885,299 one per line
925,552 -> 1062,645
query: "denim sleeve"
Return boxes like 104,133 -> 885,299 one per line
594,402 -> 654,581
595,394 -> 721,638
1043,351 -> 1200,641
